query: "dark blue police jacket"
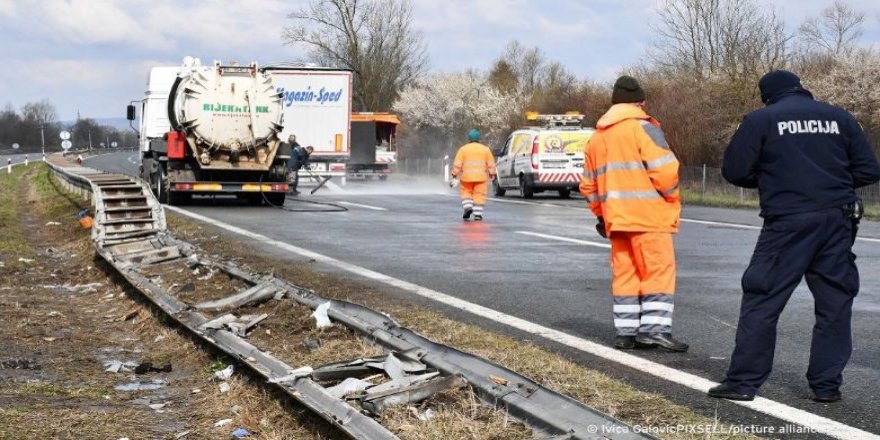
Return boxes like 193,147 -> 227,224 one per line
723,89 -> 880,216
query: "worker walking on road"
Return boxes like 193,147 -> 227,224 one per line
708,70 -> 880,403
451,129 -> 496,221
580,76 -> 687,352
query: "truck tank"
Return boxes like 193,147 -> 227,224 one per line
169,62 -> 284,170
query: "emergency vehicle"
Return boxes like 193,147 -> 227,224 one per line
493,113 -> 595,198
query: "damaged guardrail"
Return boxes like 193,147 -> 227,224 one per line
45,154 -> 652,440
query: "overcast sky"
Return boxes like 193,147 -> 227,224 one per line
1,0 -> 879,121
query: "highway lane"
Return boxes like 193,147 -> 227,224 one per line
0,153 -> 42,166
86,152 -> 880,437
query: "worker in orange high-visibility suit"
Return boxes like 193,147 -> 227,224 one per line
451,129 -> 496,221
580,76 -> 687,352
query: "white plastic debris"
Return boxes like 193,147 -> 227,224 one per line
45,221 -> 61,226
326,377 -> 372,399
213,365 -> 234,381
174,431 -> 190,439
218,382 -> 230,393
18,257 -> 35,264
148,403 -> 166,410
418,408 -> 436,421
230,405 -> 242,414
214,418 -> 233,428
312,301 -> 333,328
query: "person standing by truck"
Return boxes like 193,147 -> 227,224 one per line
285,135 -> 308,195
579,76 -> 687,352
451,129 -> 496,221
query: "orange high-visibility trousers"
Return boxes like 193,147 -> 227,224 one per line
459,181 -> 488,215
609,231 -> 676,336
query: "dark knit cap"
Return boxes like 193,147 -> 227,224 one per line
611,75 -> 646,104
759,70 -> 803,104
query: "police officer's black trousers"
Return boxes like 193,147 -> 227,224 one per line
724,207 -> 858,396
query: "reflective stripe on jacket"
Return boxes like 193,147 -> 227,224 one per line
579,104 -> 681,233
452,142 -> 496,182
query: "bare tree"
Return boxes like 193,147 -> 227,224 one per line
798,0 -> 865,56
651,0 -> 789,83
283,0 -> 428,112
21,99 -> 57,125
499,41 -> 545,96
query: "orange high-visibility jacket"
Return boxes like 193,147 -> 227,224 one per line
579,104 -> 681,233
452,142 -> 497,183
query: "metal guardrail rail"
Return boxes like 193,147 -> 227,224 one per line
44,154 -> 650,440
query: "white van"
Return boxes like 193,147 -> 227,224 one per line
493,113 -> 595,198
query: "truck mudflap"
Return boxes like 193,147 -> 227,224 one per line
171,182 -> 288,193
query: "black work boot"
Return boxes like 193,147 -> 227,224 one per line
812,390 -> 842,403
463,207 -> 473,220
614,335 -> 636,350
635,333 -> 689,352
707,384 -> 754,401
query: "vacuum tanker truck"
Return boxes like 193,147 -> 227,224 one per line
129,58 -> 288,205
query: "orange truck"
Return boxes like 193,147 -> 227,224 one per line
348,112 -> 399,180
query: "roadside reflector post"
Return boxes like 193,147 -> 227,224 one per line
7,159 -> 11,173
24,155 -> 28,166
701,164 -> 707,200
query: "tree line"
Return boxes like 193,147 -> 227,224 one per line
286,0 -> 880,165
0,100 -> 137,155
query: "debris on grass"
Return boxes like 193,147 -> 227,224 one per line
213,365 -> 234,381
311,301 -> 332,328
114,379 -> 166,392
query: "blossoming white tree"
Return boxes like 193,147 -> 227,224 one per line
393,71 -> 523,156
810,51 -> 880,127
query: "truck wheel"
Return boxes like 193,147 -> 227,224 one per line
558,189 -> 571,198
519,176 -> 534,199
153,166 -> 169,204
493,180 -> 506,196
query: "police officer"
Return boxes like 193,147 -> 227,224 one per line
708,70 -> 880,403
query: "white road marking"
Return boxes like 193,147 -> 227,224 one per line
338,201 -> 388,211
515,231 -> 611,249
165,205 -> 877,440
486,195 -> 880,244
680,218 -> 760,230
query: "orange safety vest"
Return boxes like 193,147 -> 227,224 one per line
452,142 -> 496,183
579,104 -> 681,233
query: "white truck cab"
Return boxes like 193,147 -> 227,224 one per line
493,113 -> 595,198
